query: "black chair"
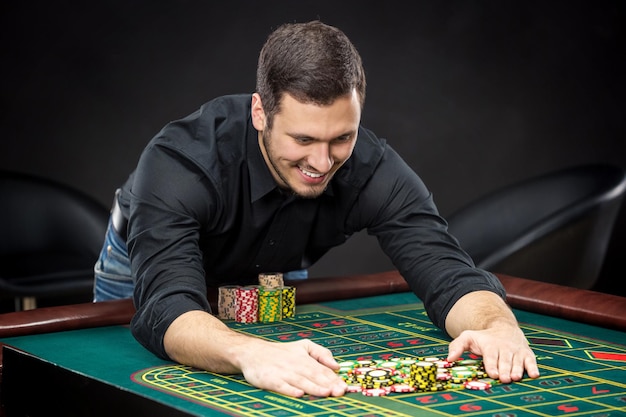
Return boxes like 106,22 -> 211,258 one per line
446,164 -> 626,289
0,170 -> 109,311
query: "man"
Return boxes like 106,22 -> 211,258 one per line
94,20 -> 539,398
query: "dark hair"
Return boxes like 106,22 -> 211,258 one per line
256,21 -> 366,129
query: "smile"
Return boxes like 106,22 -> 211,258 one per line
298,166 -> 325,179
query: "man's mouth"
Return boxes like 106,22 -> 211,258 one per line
298,166 -> 325,179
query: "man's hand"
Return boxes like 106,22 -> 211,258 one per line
447,323 -> 539,383
445,291 -> 540,383
164,310 -> 347,398
237,338 -> 347,397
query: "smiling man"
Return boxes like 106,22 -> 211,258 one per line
93,20 -> 539,398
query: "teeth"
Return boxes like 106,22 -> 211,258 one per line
299,166 -> 324,178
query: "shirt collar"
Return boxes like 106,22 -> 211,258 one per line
247,119 -> 277,202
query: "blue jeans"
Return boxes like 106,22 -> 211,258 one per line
283,269 -> 308,280
93,219 -> 134,301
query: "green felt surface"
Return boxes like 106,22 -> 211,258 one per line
2,292 -> 626,417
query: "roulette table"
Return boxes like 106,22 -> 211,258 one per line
0,271 -> 625,416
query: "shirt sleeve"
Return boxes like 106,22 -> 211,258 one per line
350,145 -> 506,332
127,142 -> 218,360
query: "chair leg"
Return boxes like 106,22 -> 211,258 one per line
18,296 -> 37,311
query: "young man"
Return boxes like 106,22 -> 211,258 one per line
94,20 -> 539,398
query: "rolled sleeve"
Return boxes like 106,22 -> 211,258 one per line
126,143 -> 217,358
131,290 -> 210,360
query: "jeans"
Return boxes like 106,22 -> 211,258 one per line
93,218 -> 134,301
283,269 -> 308,280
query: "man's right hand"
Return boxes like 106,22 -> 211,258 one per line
163,310 -> 347,397
237,338 -> 347,397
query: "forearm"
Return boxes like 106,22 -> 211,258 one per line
162,309 -> 348,397
445,290 -> 518,338
163,310 -> 259,374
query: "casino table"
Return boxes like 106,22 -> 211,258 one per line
1,271 -> 625,417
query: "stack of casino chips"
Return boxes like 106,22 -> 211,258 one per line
337,357 -> 499,396
218,285 -> 240,320
409,360 -> 441,391
280,286 -> 296,319
257,272 -> 296,323
217,273 -> 296,323
258,286 -> 282,323
258,272 -> 284,288
235,286 -> 259,323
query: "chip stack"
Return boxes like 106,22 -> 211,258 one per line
408,361 -> 441,391
361,369 -> 394,390
258,272 -> 284,288
217,272 -> 297,323
258,286 -> 282,323
217,285 -> 240,320
281,286 -> 296,318
235,286 -> 258,323
394,358 -> 417,375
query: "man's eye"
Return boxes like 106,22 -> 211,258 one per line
295,137 -> 312,144
334,136 -> 351,143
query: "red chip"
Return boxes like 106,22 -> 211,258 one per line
435,359 -> 454,368
362,388 -> 388,396
390,383 -> 415,393
464,380 -> 492,390
437,372 -> 451,381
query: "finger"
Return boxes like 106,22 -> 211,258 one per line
525,352 -> 540,379
479,345 -> 501,381
446,336 -> 466,362
509,354 -> 526,381
254,359 -> 345,398
325,374 -> 348,397
495,350 -> 514,383
272,382 -> 305,398
302,339 -> 340,370
293,341 -> 347,395
447,331 -> 484,362
283,365 -> 347,398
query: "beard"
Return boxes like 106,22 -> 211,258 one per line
262,129 -> 327,199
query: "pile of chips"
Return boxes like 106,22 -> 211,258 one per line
337,357 -> 499,396
218,273 -> 296,323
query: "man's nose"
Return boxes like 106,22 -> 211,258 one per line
308,143 -> 333,172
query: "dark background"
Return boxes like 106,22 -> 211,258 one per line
2,1 -> 625,293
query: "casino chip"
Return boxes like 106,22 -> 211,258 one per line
464,379 -> 492,390
336,355 -> 501,396
362,388 -> 389,396
390,383 -> 416,393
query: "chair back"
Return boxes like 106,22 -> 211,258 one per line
446,164 -> 626,289
0,171 -> 109,303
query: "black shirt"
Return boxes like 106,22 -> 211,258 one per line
119,94 -> 505,359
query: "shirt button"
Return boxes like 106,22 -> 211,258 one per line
269,239 -> 275,246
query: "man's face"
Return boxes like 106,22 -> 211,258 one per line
252,91 -> 361,199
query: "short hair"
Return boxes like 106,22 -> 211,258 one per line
256,21 -> 366,129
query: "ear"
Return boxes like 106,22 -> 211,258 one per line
251,93 -> 266,131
